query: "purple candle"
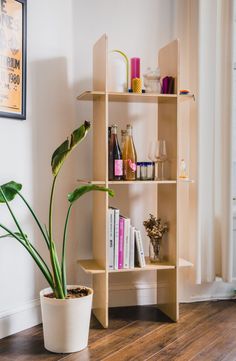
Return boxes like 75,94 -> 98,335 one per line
130,57 -> 140,89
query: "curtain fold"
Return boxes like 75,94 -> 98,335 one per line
197,0 -> 234,283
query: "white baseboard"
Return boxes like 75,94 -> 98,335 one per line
109,282 -> 160,307
109,282 -> 235,307
0,299 -> 41,339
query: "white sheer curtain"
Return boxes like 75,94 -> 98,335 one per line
196,0 -> 234,283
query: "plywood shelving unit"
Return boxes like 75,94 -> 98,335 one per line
77,34 -> 194,328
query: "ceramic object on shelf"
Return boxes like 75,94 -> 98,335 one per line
143,67 -> 161,93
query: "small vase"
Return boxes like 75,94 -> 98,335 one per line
149,237 -> 162,263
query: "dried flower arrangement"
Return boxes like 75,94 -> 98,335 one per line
143,214 -> 169,263
143,214 -> 168,240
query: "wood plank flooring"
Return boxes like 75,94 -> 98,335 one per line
1,301 -> 236,361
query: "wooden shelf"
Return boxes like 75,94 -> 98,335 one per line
107,92 -> 177,103
77,91 -> 105,101
78,258 -> 193,274
109,180 -> 177,185
109,259 -> 175,273
179,93 -> 195,102
77,91 -> 194,103
78,259 -> 105,274
76,35 -> 194,327
77,179 -> 178,185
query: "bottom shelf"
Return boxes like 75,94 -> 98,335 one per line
78,257 -> 193,274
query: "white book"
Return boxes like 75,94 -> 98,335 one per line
112,208 -> 120,270
135,230 -> 146,268
129,226 -> 135,269
123,217 -> 131,269
108,208 -> 115,270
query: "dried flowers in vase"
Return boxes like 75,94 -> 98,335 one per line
143,214 -> 168,263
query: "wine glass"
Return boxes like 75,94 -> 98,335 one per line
148,141 -> 158,180
155,140 -> 167,180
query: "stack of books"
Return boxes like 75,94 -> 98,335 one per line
108,207 -> 146,270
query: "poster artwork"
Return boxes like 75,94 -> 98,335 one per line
0,0 -> 23,115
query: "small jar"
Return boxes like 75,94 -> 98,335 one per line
147,162 -> 155,180
136,162 -> 142,180
140,163 -> 147,180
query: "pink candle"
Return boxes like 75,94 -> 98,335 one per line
130,58 -> 140,89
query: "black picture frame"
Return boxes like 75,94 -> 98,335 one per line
0,0 -> 27,120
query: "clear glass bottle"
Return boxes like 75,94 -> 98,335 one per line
122,124 -> 137,181
109,125 -> 123,181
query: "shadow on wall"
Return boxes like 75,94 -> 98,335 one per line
29,57 -> 76,295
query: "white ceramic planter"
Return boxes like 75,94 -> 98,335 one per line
40,285 -> 93,353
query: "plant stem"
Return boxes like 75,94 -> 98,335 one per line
0,223 -> 54,289
48,177 -> 65,299
61,204 -> 72,296
0,187 -> 29,246
17,192 -> 50,249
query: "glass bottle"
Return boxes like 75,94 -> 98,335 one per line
109,125 -> 123,180
108,127 -> 113,180
120,129 -> 127,153
122,124 -> 137,181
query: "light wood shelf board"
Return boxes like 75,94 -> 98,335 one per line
177,179 -> 194,184
109,180 -> 177,185
108,92 -> 177,103
77,91 -> 105,101
179,93 -> 195,102
77,91 -> 194,103
78,259 -> 105,274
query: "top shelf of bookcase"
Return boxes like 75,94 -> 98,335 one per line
77,91 -> 194,103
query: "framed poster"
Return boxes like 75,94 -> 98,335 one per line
0,0 -> 27,120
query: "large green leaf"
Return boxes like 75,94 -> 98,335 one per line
0,181 -> 22,203
51,121 -> 91,176
68,185 -> 114,203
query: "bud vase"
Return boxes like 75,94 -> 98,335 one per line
149,237 -> 162,263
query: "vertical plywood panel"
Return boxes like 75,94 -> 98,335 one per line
158,184 -> 177,264
158,39 -> 179,94
157,269 -> 178,321
92,35 -> 109,328
93,34 -> 108,91
157,40 -> 179,322
93,97 -> 107,180
158,101 -> 177,180
93,273 -> 108,328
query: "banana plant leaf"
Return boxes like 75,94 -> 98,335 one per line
51,121 -> 91,176
68,185 -> 114,203
0,181 -> 22,203
0,232 -> 28,239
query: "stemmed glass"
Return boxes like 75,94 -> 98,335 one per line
155,140 -> 167,180
148,140 -> 167,180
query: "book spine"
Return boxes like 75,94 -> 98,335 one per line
129,226 -> 135,268
108,208 -> 114,270
123,218 -> 131,268
135,230 -> 146,268
114,209 -> 120,270
118,217 -> 124,269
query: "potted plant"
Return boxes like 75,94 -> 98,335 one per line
0,121 -> 113,353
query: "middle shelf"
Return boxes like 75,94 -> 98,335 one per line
78,257 -> 193,274
77,179 -> 194,185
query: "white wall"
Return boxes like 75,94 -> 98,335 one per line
0,0 -> 79,338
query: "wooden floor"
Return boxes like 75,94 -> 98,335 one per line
1,301 -> 236,361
